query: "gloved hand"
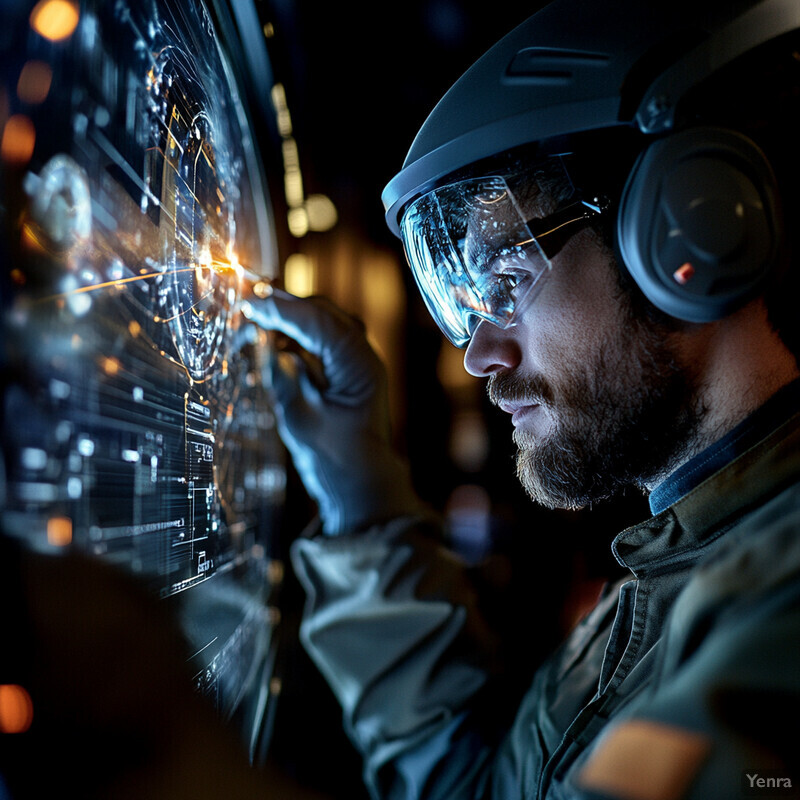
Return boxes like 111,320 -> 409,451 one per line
242,288 -> 425,536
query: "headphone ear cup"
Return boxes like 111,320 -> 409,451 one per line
617,127 -> 780,322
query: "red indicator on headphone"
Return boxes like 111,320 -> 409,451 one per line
673,262 -> 695,285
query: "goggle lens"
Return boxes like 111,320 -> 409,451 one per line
401,173 -> 603,347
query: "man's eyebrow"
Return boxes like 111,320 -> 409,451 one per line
475,189 -> 511,207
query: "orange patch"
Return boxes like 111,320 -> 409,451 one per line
577,719 -> 711,800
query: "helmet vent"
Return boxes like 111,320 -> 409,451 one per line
506,47 -> 610,85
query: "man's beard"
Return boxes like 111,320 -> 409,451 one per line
488,316 -> 705,510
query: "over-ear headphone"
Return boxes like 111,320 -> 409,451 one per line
616,126 -> 782,322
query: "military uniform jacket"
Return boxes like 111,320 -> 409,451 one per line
291,384 -> 800,800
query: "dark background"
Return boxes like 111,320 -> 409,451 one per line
269,1 -> 537,244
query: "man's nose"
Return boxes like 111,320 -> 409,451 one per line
463,319 -> 521,377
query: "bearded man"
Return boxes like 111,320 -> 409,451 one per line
246,0 -> 800,797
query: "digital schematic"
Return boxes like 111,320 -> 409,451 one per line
1,0 -> 287,756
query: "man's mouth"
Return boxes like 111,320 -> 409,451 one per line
496,399 -> 541,426
488,372 -> 550,427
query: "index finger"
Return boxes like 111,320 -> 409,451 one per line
241,288 -> 331,358
241,288 -> 369,367
242,288 -> 384,406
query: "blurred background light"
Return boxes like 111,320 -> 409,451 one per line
1,115 -> 35,165
0,685 -> 34,734
29,0 -> 80,42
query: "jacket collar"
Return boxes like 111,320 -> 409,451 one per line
612,380 -> 800,577
648,378 -> 800,515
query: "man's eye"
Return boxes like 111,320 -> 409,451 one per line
496,269 -> 529,293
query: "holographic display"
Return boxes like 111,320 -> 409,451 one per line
1,0 -> 286,745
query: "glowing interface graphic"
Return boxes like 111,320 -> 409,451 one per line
1,0 -> 285,733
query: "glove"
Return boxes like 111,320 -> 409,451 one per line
242,288 -> 425,536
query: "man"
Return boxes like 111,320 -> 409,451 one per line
245,0 -> 800,797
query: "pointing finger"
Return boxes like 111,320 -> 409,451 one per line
242,288 -> 357,362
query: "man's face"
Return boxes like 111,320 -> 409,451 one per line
463,228 -> 704,510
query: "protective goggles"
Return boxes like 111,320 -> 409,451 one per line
400,173 -> 605,347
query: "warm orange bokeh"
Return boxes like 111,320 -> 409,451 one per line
17,60 -> 53,105
47,515 -> 73,547
1,115 -> 36,165
0,685 -> 34,734
29,0 -> 79,42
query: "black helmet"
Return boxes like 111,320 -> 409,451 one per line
383,0 -> 798,232
383,0 -> 800,338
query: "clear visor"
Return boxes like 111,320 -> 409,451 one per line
400,169 -> 601,347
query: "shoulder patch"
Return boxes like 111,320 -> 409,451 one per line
577,719 -> 711,800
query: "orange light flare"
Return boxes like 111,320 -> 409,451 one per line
41,265 -> 198,305
226,244 -> 241,277
202,250 -> 269,301
47,515 -> 73,547
17,60 -> 53,105
1,114 -> 35,166
198,257 -> 250,282
35,256 -> 268,326
29,0 -> 79,42
101,357 -> 121,376
0,685 -> 34,734
20,220 -> 54,255
205,244 -> 245,281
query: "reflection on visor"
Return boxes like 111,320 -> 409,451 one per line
401,175 -> 603,347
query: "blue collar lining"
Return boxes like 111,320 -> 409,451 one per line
649,379 -> 800,515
